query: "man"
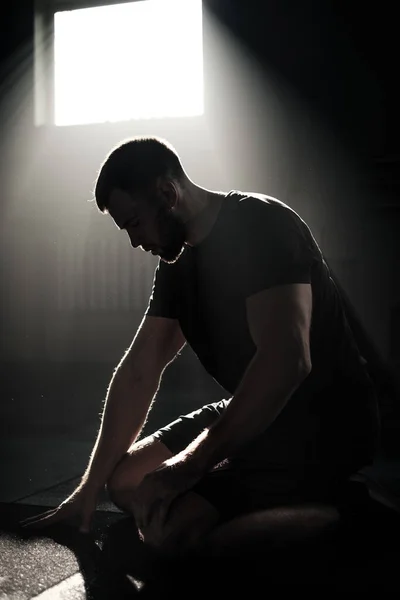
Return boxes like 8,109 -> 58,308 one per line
24,136 -> 379,556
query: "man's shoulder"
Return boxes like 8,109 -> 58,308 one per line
226,191 -> 303,229
228,190 -> 294,214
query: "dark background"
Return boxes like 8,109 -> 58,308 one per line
0,0 -> 399,502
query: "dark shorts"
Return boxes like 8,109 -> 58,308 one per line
151,391 -> 378,522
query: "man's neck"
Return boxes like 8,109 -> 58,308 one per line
184,187 -> 226,247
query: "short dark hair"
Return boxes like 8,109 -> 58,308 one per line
94,136 -> 185,213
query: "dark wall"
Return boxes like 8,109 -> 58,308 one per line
209,0 -> 398,156
1,0 -> 399,444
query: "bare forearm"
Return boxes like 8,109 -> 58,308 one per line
167,350 -> 309,477
81,362 -> 161,492
207,352 -> 308,461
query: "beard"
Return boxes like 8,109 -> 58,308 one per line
155,205 -> 187,264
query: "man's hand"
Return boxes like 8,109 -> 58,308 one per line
132,433 -> 214,547
132,464 -> 189,547
20,484 -> 99,534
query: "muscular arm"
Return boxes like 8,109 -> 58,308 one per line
164,283 -> 312,477
81,315 -> 185,493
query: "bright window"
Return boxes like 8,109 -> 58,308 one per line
54,0 -> 203,126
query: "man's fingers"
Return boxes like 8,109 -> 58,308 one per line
20,508 -> 55,525
138,500 -> 173,547
157,500 -> 172,528
131,504 -> 147,533
20,508 -> 60,528
78,514 -> 92,534
135,497 -> 165,530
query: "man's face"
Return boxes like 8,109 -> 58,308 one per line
107,186 -> 186,264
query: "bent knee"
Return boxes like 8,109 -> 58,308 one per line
106,436 -> 173,508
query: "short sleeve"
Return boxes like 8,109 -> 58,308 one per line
145,260 -> 180,319
236,198 -> 317,298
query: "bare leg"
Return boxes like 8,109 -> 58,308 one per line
203,503 -> 341,557
107,435 -> 219,554
107,437 -> 340,560
137,501 -> 342,597
146,491 -> 220,555
107,435 -> 173,511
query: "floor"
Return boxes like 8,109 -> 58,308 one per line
1,452 -> 400,598
1,361 -> 400,597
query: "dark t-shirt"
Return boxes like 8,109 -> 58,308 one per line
146,191 -> 378,469
147,191 -> 368,391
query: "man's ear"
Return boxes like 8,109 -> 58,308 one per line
160,179 -> 179,210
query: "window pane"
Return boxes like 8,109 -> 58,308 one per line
54,0 -> 203,126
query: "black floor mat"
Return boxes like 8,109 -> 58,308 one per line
2,490 -> 400,598
0,503 -> 140,599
